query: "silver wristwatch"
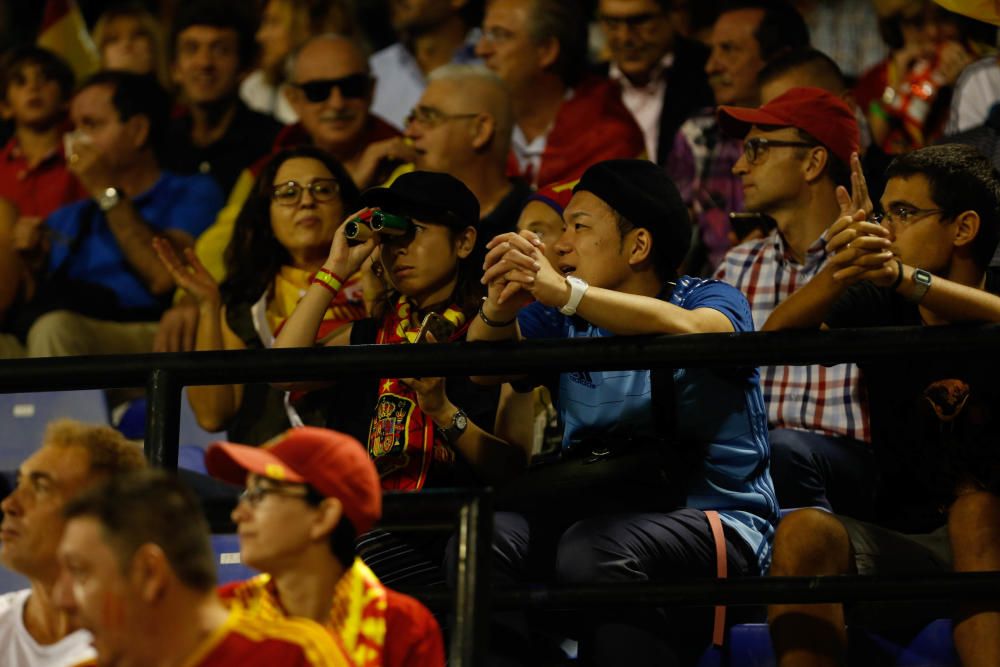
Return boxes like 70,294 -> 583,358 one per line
559,276 -> 589,316
97,186 -> 124,212
439,409 -> 468,444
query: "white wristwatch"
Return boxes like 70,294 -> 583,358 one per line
559,276 -> 589,316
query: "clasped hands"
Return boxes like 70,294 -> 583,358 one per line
480,231 -> 569,318
825,153 -> 901,289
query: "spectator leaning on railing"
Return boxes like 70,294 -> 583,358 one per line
154,147 -> 366,443
468,159 -> 778,665
765,143 -> 1000,667
713,87 -> 877,520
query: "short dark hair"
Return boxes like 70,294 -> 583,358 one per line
526,0 -> 588,87
170,0 -> 257,70
63,470 -> 217,592
791,127 -> 850,189
78,71 -> 170,160
304,485 -> 357,568
720,0 -> 809,61
886,144 -> 1000,270
0,45 -> 74,101
221,146 -> 361,309
757,47 -> 845,91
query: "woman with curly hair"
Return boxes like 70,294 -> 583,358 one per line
154,146 -> 365,443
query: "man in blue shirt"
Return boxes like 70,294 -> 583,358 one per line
0,70 -> 222,358
468,159 -> 779,665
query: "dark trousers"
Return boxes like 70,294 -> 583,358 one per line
456,508 -> 758,666
769,428 -> 877,519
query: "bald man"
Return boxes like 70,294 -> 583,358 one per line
405,64 -> 530,260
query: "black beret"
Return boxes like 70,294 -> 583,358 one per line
573,160 -> 691,272
362,171 -> 479,228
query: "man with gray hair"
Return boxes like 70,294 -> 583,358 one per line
406,64 -> 530,261
0,419 -> 146,667
477,0 -> 645,188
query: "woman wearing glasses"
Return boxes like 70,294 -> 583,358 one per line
153,147 -> 366,443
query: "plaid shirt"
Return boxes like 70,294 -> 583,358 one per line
665,110 -> 745,271
715,229 -> 870,443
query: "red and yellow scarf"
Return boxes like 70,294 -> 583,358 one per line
218,559 -> 386,667
368,295 -> 467,490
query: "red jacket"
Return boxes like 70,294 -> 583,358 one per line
507,76 -> 646,187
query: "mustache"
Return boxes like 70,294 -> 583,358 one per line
319,110 -> 358,123
708,74 -> 733,87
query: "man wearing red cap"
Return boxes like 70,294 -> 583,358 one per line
713,86 -> 877,520
205,427 -> 445,667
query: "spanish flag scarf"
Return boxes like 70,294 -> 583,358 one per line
368,294 -> 467,490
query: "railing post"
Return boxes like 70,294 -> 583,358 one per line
145,368 -> 181,469
451,489 -> 493,667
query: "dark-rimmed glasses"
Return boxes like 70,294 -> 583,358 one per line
742,137 -> 818,165
292,73 -> 371,103
405,105 -> 479,128
598,11 -> 665,31
238,484 -> 309,508
271,179 -> 340,206
870,205 -> 947,227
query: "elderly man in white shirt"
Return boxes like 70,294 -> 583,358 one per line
0,420 -> 145,667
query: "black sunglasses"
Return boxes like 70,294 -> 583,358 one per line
294,73 -> 371,103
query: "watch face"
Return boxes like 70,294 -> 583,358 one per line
454,412 -> 468,430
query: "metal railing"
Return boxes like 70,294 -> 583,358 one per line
3,325 -> 1000,665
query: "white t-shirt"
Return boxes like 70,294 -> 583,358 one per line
0,589 -> 95,667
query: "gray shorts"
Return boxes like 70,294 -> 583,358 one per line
838,515 -> 954,639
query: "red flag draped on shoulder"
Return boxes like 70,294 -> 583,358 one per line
37,0 -> 100,84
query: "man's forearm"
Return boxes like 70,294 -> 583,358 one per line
105,199 -> 181,295
763,268 -> 845,331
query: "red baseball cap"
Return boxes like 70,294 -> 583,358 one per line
526,178 -> 579,215
717,87 -> 860,167
205,427 -> 382,535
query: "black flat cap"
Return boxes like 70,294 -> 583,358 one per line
573,160 -> 691,273
362,171 -> 479,228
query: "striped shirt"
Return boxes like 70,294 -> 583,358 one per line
715,229 -> 870,443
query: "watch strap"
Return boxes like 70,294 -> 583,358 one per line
907,268 -> 932,303
559,276 -> 589,316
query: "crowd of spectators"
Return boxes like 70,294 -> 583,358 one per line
2,0 -> 1000,665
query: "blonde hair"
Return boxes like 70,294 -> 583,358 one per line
44,419 -> 147,478
92,5 -> 171,90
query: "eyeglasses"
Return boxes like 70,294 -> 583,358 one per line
405,105 -> 479,129
238,484 -> 309,508
870,205 -> 947,227
292,73 -> 371,103
479,26 -> 516,45
742,137 -> 818,165
598,11 -> 665,31
271,178 -> 340,206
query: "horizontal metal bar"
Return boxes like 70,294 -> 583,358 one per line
1,325 -> 999,393
398,572 -> 1000,611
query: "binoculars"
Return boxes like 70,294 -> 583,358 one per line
344,209 -> 411,242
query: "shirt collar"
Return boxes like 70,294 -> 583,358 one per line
608,52 -> 675,91
771,227 -> 829,268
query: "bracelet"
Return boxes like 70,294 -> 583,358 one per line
312,269 -> 343,295
478,298 -> 516,327
889,259 -> 904,291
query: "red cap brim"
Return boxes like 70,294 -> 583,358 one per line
204,442 -> 307,487
717,105 -> 791,138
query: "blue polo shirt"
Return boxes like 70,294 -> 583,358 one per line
517,276 -> 779,571
46,172 -> 222,314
